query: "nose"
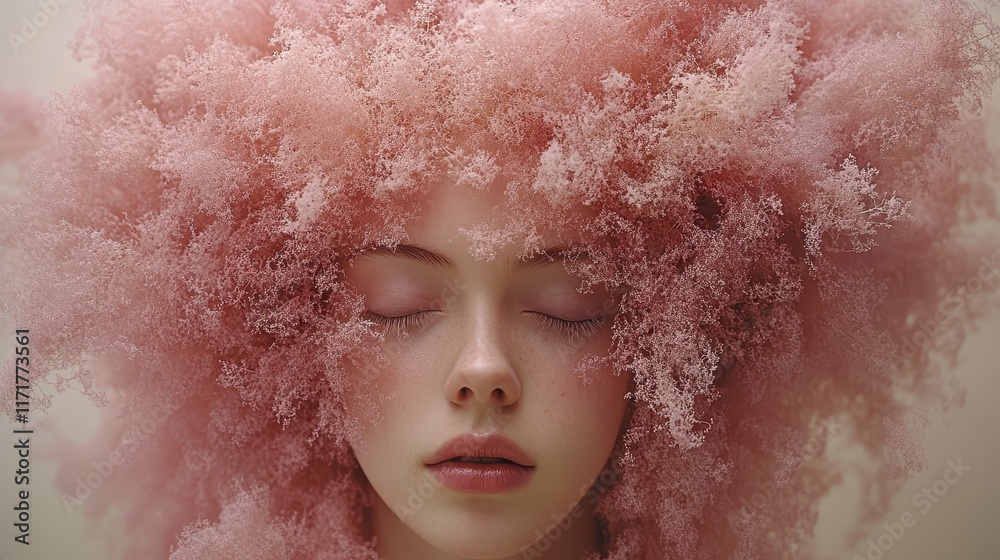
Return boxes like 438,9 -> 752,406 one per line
444,306 -> 521,412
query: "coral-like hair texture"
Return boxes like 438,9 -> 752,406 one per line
2,0 -> 1000,558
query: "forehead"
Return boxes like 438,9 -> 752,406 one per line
352,243 -> 584,276
403,177 -> 590,256
405,179 -> 508,243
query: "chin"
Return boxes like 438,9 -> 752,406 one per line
425,538 -> 527,560
414,511 -> 537,559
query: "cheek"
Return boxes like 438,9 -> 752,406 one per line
560,371 -> 630,446
525,366 -> 630,521
339,348 -> 400,459
527,328 -> 628,426
340,344 -> 432,461
529,341 -> 631,473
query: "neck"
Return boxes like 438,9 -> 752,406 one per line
368,490 -> 603,560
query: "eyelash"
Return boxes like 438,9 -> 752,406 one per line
360,311 -> 608,342
526,312 -> 607,344
362,311 -> 438,337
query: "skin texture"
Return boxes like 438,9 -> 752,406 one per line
341,181 -> 633,560
3,2 -> 997,559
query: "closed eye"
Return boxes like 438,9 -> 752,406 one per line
361,310 -> 439,337
525,311 -> 607,344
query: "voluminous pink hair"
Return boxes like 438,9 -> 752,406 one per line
2,1 -> 999,558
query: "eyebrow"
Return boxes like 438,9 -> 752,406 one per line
353,244 -> 582,274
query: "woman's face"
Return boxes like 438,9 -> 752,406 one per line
342,181 -> 632,559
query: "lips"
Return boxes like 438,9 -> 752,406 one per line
425,433 -> 536,494
426,433 -> 535,468
449,456 -> 517,464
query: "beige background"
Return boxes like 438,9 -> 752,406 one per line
1,1 -> 998,559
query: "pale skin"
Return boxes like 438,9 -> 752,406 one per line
342,180 -> 633,560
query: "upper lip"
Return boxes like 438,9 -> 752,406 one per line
426,433 -> 535,468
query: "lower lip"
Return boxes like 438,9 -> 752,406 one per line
426,462 -> 535,494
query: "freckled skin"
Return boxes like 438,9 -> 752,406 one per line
342,181 -> 632,560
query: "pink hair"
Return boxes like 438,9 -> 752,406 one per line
2,0 -> 999,558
